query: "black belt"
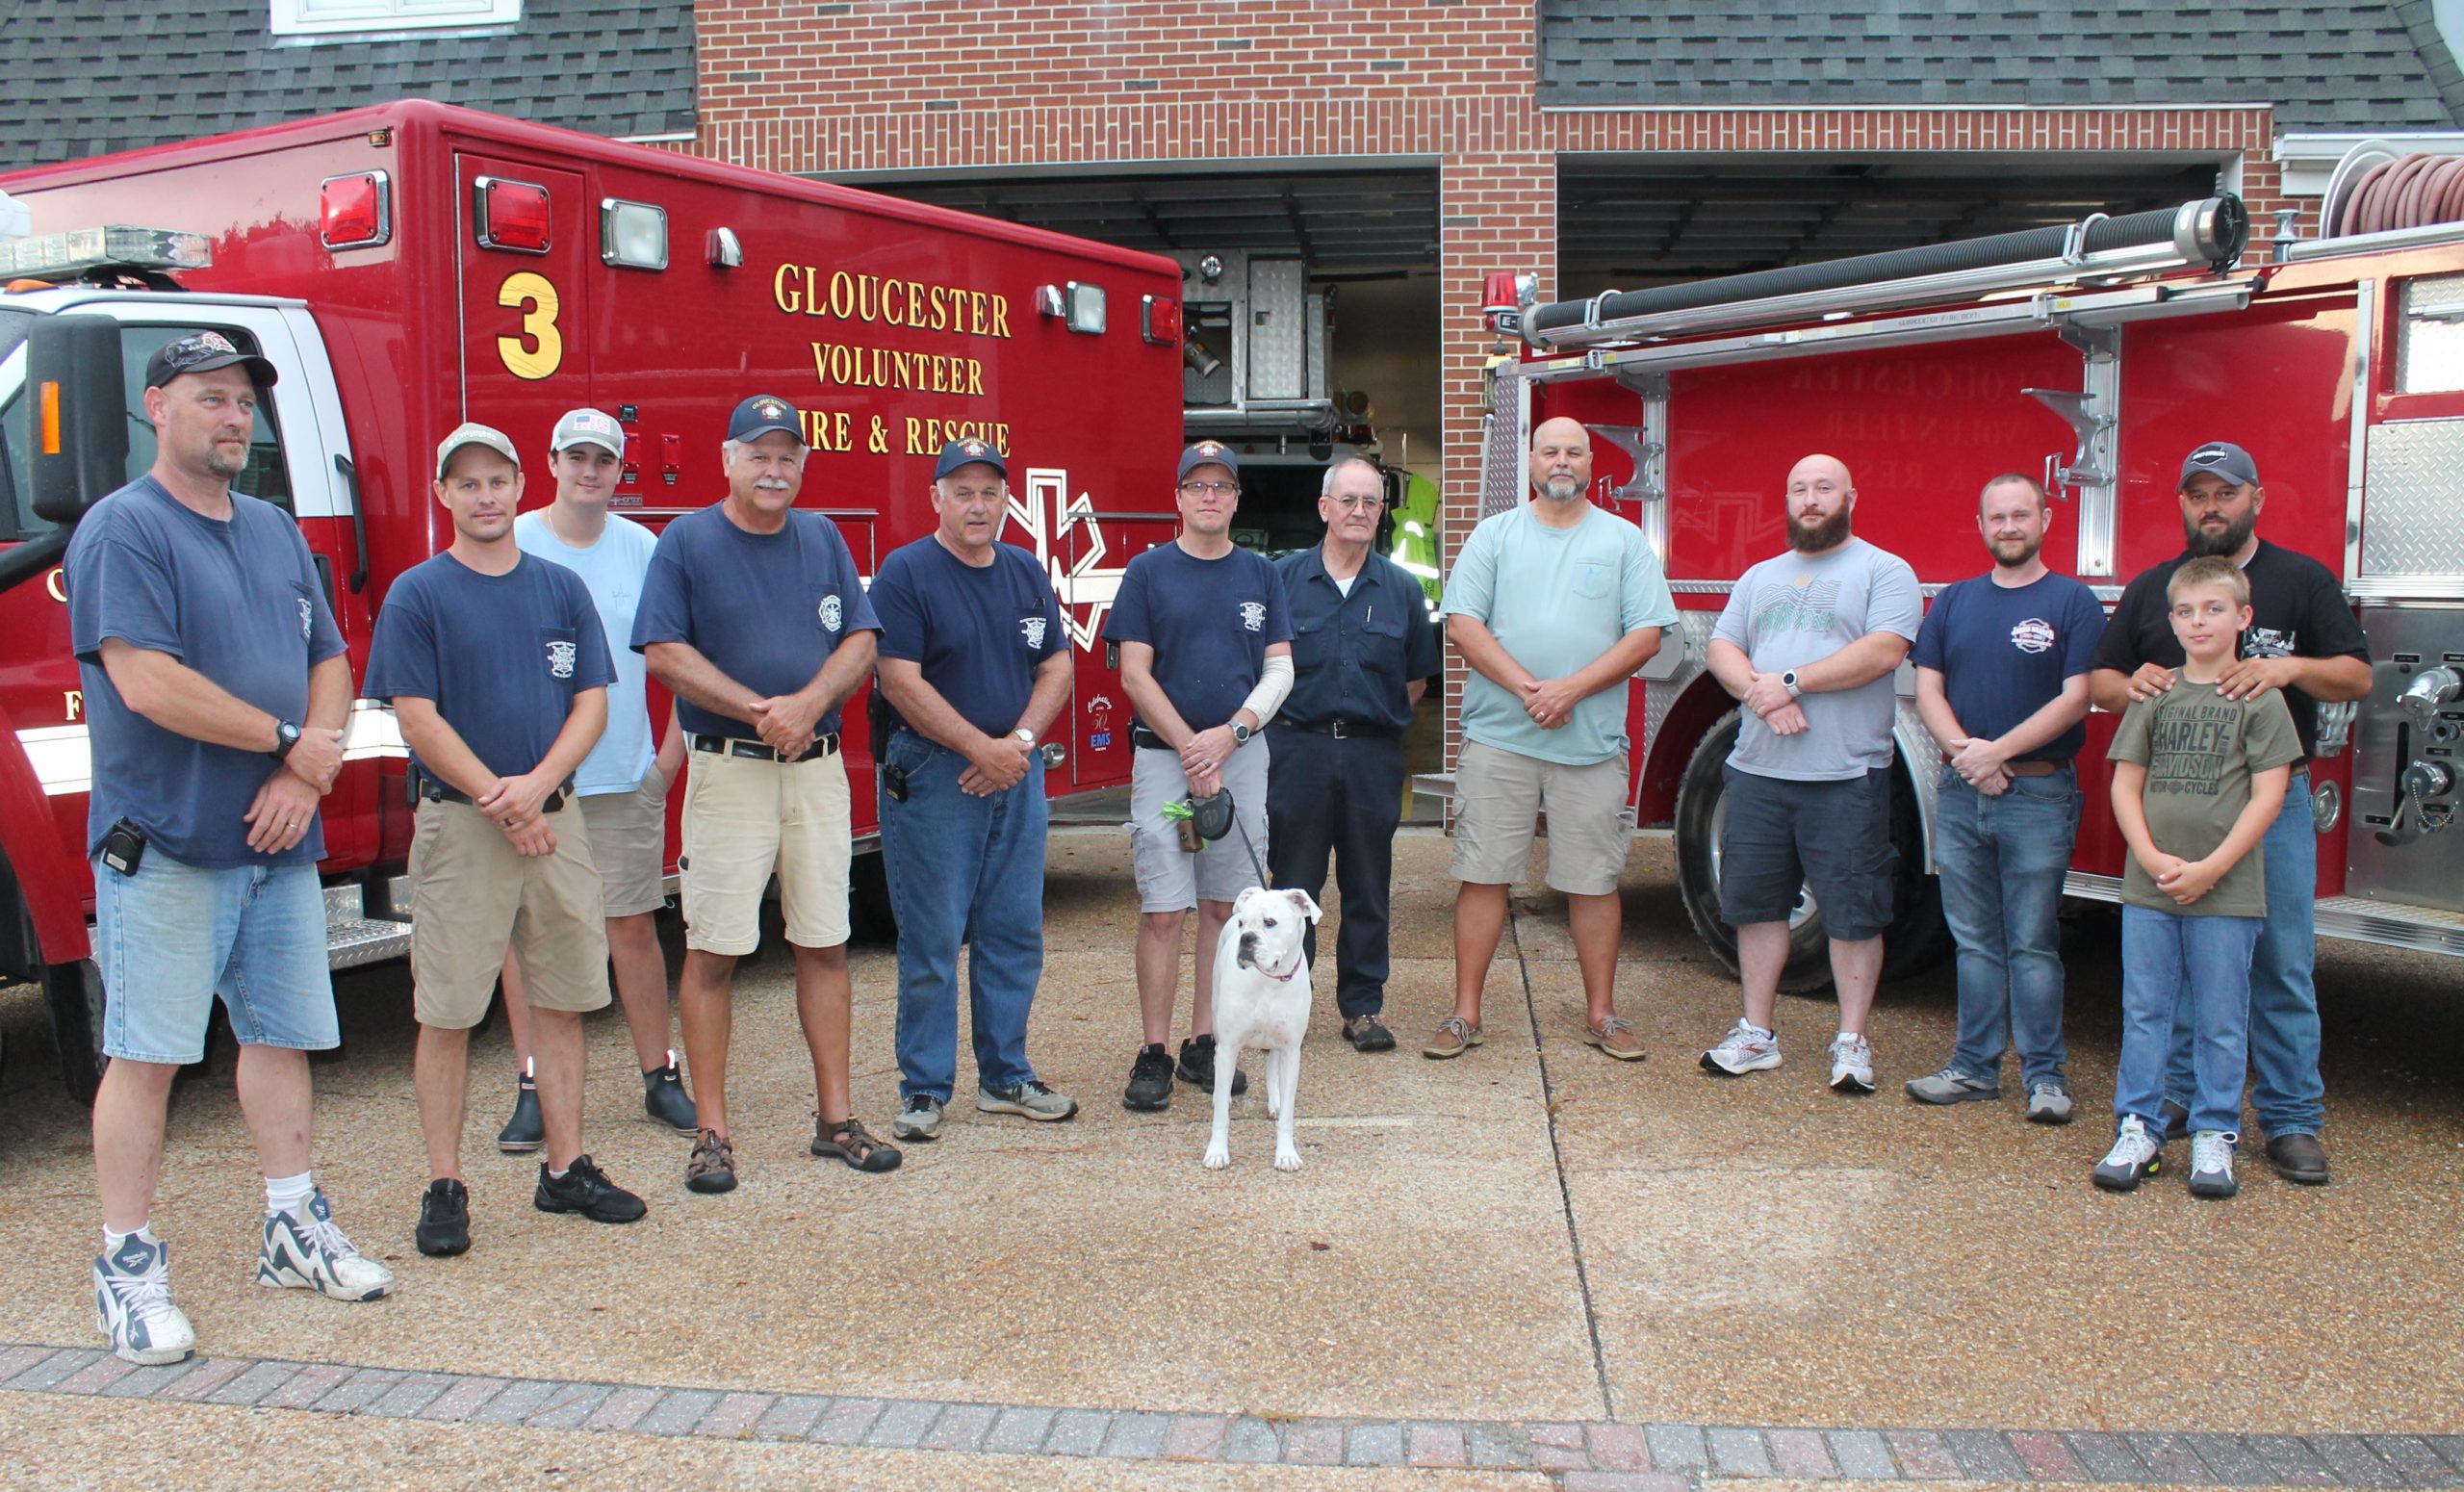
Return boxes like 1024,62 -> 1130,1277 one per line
420,777 -> 569,812
1276,718 -> 1395,740
1131,725 -> 1172,752
691,731 -> 838,763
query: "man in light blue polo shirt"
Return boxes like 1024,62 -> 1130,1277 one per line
1436,417 -> 1676,1062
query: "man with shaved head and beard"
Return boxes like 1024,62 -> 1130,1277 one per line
1435,418 -> 1677,1063
1699,453 -> 1922,1094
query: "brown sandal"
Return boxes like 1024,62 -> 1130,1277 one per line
810,1114 -> 903,1173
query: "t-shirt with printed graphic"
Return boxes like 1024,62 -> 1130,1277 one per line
871,536 -> 1067,739
2106,681 -> 2301,917
1714,538 -> 1923,782
1103,541 -> 1294,733
1910,570 -> 2106,762
629,504 -> 881,741
366,552 -> 616,785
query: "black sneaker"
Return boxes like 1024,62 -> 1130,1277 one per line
495,1074 -> 543,1154
416,1178 -> 471,1257
2159,1098 -> 2191,1145
1177,1034 -> 1247,1095
534,1155 -> 648,1223
1122,1044 -> 1176,1112
642,1054 -> 698,1133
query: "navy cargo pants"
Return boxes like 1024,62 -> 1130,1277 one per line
1263,723 -> 1407,1018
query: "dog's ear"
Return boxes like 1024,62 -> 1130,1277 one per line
1284,888 -> 1323,925
1233,885 -> 1264,913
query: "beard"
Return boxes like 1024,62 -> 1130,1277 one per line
2182,509 -> 2255,558
1788,506 -> 1852,553
1989,534 -> 2042,568
1534,474 -> 1584,503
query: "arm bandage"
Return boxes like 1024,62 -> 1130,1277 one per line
1240,655 -> 1295,729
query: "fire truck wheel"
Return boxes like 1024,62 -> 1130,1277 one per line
40,956 -> 108,1107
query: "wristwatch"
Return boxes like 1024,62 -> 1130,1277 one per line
1230,721 -> 1253,746
1781,671 -> 1803,699
1013,728 -> 1036,746
270,719 -> 301,762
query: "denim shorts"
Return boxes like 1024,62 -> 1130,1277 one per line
91,852 -> 339,1065
1716,763 -> 1897,942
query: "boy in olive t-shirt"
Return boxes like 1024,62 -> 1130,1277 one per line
2096,557 -> 2299,1201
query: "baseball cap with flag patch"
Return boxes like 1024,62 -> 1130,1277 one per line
934,437 -> 1007,480
2179,440 -> 2260,489
727,394 -> 805,444
551,407 -> 625,456
1177,440 -> 1240,482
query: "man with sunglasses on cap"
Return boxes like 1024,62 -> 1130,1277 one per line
69,331 -> 394,1365
634,395 -> 895,1189
490,408 -> 695,1155
1105,440 -> 1296,1113
368,422 -> 648,1256
872,439 -> 1078,1145
2089,440 -> 2371,1186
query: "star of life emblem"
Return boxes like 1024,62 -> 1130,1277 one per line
546,639 -> 577,679
819,594 -> 842,631
1239,601 -> 1266,632
1020,614 -> 1047,648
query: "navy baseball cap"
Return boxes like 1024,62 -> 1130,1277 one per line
2179,440 -> 2260,489
934,437 -> 1006,480
144,330 -> 278,391
1177,440 -> 1239,482
727,394 -> 804,444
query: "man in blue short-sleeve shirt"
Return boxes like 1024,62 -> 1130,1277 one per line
870,439 -> 1078,1145
367,422 -> 644,1257
632,395 -> 895,1189
1102,441 -> 1295,1113
66,332 -> 391,1367
1905,474 -> 2105,1123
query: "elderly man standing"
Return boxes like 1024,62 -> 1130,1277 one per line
873,439 -> 1079,1143
1436,418 -> 1676,1062
1267,456 -> 1442,1052
634,396 -> 894,1191
1699,453 -> 1922,1093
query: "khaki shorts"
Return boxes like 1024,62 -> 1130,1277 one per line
578,769 -> 670,918
408,798 -> 611,1029
680,746 -> 851,955
1450,738 -> 1633,896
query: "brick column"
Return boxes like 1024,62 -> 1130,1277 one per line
1438,151 -> 1555,774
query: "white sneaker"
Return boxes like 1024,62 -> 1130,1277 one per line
1701,1019 -> 1781,1076
258,1189 -> 395,1302
2093,1115 -> 2162,1192
2026,1081 -> 2075,1125
1827,1033 -> 1875,1094
93,1233 -> 195,1366
2188,1130 -> 2241,1200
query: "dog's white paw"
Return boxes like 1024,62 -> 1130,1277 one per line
1273,1147 -> 1303,1171
1265,1093 -> 1281,1119
1202,1144 -> 1230,1170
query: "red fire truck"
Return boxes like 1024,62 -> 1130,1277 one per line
1470,192 -> 2464,990
0,101 -> 1183,1098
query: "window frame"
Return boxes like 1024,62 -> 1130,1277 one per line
270,0 -> 521,39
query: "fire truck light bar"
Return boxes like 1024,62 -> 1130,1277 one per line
2,225 -> 213,278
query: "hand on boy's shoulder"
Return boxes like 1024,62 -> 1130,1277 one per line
2216,655 -> 2299,701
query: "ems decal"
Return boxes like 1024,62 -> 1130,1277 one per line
546,640 -> 578,679
1239,601 -> 1266,633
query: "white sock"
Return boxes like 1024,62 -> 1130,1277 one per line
265,1170 -> 314,1220
101,1222 -> 158,1252
1746,1022 -> 1774,1040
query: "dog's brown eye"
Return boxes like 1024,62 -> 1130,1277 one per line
1263,917 -> 1276,928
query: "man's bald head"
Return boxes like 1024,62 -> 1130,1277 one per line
1528,417 -> 1593,504
1784,452 -> 1856,554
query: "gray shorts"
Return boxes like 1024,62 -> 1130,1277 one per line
1717,763 -> 1896,942
1450,738 -> 1633,896
1128,738 -> 1270,913
577,769 -> 670,919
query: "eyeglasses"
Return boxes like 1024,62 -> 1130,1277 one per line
1329,495 -> 1387,513
1179,480 -> 1237,498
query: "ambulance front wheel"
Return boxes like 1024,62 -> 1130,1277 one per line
41,956 -> 108,1107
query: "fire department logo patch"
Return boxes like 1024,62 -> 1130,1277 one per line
1020,615 -> 1047,649
546,640 -> 577,679
1239,601 -> 1266,632
819,594 -> 842,631
963,441 -> 988,458
760,400 -> 787,422
2009,617 -> 2055,655
1197,441 -> 1225,457
295,597 -> 313,639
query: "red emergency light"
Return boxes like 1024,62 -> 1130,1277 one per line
1142,294 -> 1181,347
319,170 -> 391,251
473,176 -> 551,253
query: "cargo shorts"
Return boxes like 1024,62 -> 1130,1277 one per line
409,798 -> 611,1029
1449,739 -> 1633,896
1127,738 -> 1270,913
1716,763 -> 1896,943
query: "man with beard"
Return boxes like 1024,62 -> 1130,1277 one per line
1699,453 -> 1921,1093
1904,475 -> 2104,1122
2088,441 -> 2369,1185
1435,418 -> 1675,1063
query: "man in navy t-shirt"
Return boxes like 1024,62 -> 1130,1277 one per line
367,423 -> 646,1255
633,394 -> 894,1187
871,439 -> 1078,1144
1102,441 -> 1296,1113
67,332 -> 391,1366
1907,474 -> 2104,1123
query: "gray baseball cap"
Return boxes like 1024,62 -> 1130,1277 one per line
435,422 -> 520,479
2179,440 -> 2260,489
551,407 -> 624,456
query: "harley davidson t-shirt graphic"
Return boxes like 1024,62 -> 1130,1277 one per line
2106,679 -> 2301,917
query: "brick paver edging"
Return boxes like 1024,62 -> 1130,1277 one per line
5,1343 -> 2460,1488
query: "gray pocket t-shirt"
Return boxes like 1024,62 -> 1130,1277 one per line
1713,538 -> 1921,782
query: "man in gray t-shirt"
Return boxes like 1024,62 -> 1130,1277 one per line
1699,453 -> 1922,1095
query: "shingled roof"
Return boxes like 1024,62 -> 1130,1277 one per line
1537,1 -> 2464,132
0,0 -> 694,169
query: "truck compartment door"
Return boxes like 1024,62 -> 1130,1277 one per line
454,157 -> 594,437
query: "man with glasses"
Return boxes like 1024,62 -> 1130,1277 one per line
1266,456 -> 1441,1052
1106,441 -> 1295,1111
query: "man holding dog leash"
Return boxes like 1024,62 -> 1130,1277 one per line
1106,441 -> 1295,1113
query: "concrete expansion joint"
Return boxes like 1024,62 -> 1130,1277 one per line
5,1343 -> 2461,1485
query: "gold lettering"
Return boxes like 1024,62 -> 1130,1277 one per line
64,688 -> 83,721
990,296 -> 1011,338
45,566 -> 66,603
903,416 -> 924,453
774,263 -> 802,315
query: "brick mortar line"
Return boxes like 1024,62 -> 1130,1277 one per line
0,1344 -> 2453,1485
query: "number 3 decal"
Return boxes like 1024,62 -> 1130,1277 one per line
497,270 -> 562,380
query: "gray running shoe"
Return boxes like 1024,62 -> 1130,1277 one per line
2026,1081 -> 2075,1125
1701,1019 -> 1781,1076
2188,1130 -> 2240,1199
978,1080 -> 1079,1122
1906,1067 -> 2000,1105
891,1094 -> 944,1142
2092,1115 -> 2162,1191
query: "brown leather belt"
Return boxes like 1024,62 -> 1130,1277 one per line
2002,759 -> 2064,778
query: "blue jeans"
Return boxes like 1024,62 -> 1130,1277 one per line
2118,905 -> 2260,1136
878,734 -> 1047,1101
2163,771 -> 2323,1136
1931,763 -> 2077,1089
92,852 -> 338,1065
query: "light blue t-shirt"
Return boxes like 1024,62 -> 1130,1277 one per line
1444,502 -> 1679,765
1713,538 -> 1923,782
514,509 -> 658,795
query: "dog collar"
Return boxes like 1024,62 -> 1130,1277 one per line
1266,963 -> 1301,983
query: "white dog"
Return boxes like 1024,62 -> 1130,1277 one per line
1202,885 -> 1324,1172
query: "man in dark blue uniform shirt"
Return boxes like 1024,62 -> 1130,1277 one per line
1266,457 -> 1441,1052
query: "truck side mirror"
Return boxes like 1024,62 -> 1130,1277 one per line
28,313 -> 129,527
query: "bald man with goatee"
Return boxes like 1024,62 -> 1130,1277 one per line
1435,417 -> 1677,1063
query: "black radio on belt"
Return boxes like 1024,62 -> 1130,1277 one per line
100,817 -> 147,877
